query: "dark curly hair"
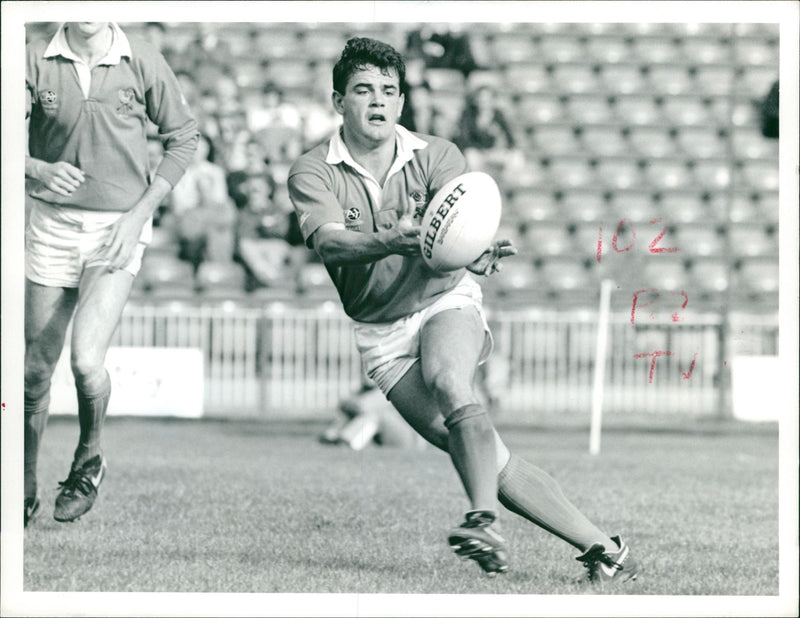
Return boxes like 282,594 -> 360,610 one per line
332,37 -> 406,95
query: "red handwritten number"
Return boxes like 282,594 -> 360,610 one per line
612,219 -> 635,254
596,225 -> 603,263
631,289 -> 659,325
672,291 -> 689,322
648,218 -> 679,254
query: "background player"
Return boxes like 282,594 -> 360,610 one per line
24,22 -> 199,525
288,36 -> 640,582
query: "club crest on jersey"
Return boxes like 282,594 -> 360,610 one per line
116,88 -> 136,116
345,207 -> 363,229
39,90 -> 59,115
410,189 -> 428,220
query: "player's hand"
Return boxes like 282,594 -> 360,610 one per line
391,196 -> 422,256
467,239 -> 517,276
102,211 -> 147,272
36,161 -> 85,197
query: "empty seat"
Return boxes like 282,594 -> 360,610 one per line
659,190 -> 707,224
516,93 -> 566,125
756,191 -> 779,225
491,34 -> 537,65
139,254 -> 195,292
679,36 -> 729,64
734,23 -> 779,38
551,64 -> 600,94
613,95 -> 661,125
692,160 -> 732,190
728,224 -> 777,258
565,94 -> 614,124
693,65 -> 735,95
254,28 -> 301,59
735,259 -> 779,296
732,128 -> 778,160
646,65 -> 694,95
737,66 -> 777,98
689,259 -> 730,294
599,64 -> 647,94
676,127 -> 726,159
503,64 -> 552,94
297,263 -> 338,299
538,35 -> 585,63
539,258 -> 593,293
628,126 -> 678,158
548,157 -> 596,189
509,189 -> 559,223
424,68 -> 466,94
631,36 -> 681,63
580,126 -> 629,157
263,59 -> 313,90
528,125 -> 581,156
584,35 -> 631,64
609,189 -> 658,222
737,38 -> 779,66
661,97 -> 712,127
737,160 -> 779,192
675,225 -> 724,257
524,222 -> 573,257
595,158 -> 644,191
484,260 -> 538,299
196,261 -> 248,295
560,189 -> 608,223
642,159 -> 693,190
728,192 -> 761,223
642,257 -> 687,292
301,28 -> 346,62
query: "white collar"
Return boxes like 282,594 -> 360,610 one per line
44,22 -> 131,65
326,125 -> 429,181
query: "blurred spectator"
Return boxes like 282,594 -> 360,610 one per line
405,24 -> 480,77
233,174 -> 294,288
247,82 -> 303,134
454,84 -> 519,174
399,81 -> 438,134
162,134 -> 237,270
298,72 -> 343,151
760,80 -> 779,139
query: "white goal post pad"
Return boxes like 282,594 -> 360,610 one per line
50,347 -> 204,418
731,355 -> 780,422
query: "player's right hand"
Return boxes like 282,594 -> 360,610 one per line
37,161 -> 85,196
392,209 -> 422,256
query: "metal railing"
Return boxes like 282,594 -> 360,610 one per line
109,299 -> 778,420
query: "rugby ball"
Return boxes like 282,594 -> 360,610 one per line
420,171 -> 502,271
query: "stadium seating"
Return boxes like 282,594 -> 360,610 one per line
297,262 -> 339,299
584,35 -> 631,64
680,36 -> 729,65
643,158 -> 694,191
609,189 -> 658,222
738,160 -> 779,192
661,97 -> 712,127
516,93 -> 566,125
559,189 -> 607,223
675,224 -> 724,257
631,36 -> 681,64
548,156 -> 596,189
646,65 -> 694,95
692,160 -> 732,190
599,64 -> 647,94
580,125 -> 628,157
503,64 -> 552,95
613,95 -> 661,125
538,35 -> 585,63
196,261 -> 249,298
689,259 -> 730,295
595,158 -> 644,191
528,126 -> 582,157
524,222 -> 574,258
728,224 -> 777,258
693,65 -> 736,96
565,94 -> 615,124
676,127 -> 726,159
734,258 -> 779,304
659,190 -> 707,224
642,257 -> 687,292
732,127 -> 778,160
551,64 -> 601,95
627,126 -> 678,158
138,254 -> 195,294
508,188 -> 560,224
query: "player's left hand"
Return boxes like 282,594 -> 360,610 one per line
467,239 -> 517,276
102,211 -> 147,272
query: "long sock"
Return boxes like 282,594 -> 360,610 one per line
497,453 -> 617,552
445,404 -> 497,514
74,370 -> 111,468
24,386 -> 51,500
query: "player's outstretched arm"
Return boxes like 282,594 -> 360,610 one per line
312,220 -> 421,266
467,239 -> 517,276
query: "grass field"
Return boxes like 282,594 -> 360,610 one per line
23,415 -> 779,596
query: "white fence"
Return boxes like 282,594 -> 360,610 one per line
109,299 -> 777,420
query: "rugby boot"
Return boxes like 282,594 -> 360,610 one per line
575,535 -> 641,584
54,454 -> 107,522
448,509 -> 509,577
24,496 -> 40,528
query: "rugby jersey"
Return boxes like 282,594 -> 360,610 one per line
26,23 -> 199,212
288,124 -> 469,323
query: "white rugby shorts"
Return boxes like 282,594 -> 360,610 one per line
353,274 -> 493,396
26,198 -> 152,288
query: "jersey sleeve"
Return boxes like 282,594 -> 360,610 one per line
287,164 -> 345,247
426,138 -> 469,196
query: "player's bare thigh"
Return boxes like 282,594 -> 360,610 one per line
24,280 -> 79,382
419,306 -> 485,412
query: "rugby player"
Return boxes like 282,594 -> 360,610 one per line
288,37 -> 640,583
24,22 -> 199,525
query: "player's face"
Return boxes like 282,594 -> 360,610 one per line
67,22 -> 110,40
334,65 -> 404,148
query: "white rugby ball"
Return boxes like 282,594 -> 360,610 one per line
420,171 -> 502,271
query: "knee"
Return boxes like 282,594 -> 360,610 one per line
24,354 -> 58,396
70,349 -> 107,391
426,368 -> 473,409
